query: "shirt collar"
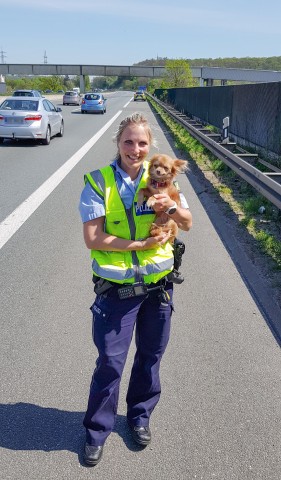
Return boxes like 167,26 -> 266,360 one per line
111,159 -> 145,186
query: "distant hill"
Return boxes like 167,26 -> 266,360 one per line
135,57 -> 281,71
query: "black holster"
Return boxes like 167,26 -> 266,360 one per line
92,275 -> 113,295
166,238 -> 185,284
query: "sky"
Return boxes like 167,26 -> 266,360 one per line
0,0 -> 281,66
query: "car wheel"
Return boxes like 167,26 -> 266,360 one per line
0,137 -> 4,143
42,126 -> 51,145
57,121 -> 64,137
81,110 -> 84,114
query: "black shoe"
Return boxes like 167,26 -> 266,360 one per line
83,443 -> 103,466
129,424 -> 151,446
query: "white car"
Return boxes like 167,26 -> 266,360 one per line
0,96 -> 64,145
12,89 -> 43,97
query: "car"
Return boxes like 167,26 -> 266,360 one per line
81,93 -> 106,114
57,89 -> 65,94
44,89 -> 53,94
0,96 -> 64,145
134,90 -> 146,101
12,89 -> 42,97
63,91 -> 81,106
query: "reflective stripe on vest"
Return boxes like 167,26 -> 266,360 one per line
85,163 -> 174,284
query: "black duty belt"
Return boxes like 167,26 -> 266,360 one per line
117,281 -> 166,299
93,276 -> 168,300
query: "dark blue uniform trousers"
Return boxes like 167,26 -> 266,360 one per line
83,282 -> 173,446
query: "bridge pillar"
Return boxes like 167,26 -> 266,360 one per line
80,75 -> 85,93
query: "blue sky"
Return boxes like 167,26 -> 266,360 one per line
0,0 -> 280,65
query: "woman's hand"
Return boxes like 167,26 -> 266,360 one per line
83,217 -> 171,251
150,193 -> 193,232
150,193 -> 173,212
138,232 -> 171,250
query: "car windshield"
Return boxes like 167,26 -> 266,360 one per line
0,99 -> 39,111
65,92 -> 76,96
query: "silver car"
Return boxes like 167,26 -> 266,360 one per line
63,91 -> 81,106
12,89 -> 43,97
0,97 -> 64,145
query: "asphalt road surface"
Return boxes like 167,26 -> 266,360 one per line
0,92 -> 280,480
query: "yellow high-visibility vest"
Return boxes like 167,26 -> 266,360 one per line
84,162 -> 174,284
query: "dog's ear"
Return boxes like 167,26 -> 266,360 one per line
172,159 -> 187,175
148,154 -> 157,163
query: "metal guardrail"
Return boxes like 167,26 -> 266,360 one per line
147,93 -> 281,211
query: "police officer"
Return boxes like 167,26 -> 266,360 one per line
79,112 -> 192,466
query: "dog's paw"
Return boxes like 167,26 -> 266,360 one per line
137,189 -> 145,205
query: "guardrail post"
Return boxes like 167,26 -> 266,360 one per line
222,116 -> 230,144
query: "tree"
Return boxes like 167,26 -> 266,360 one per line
63,75 -> 73,90
164,59 -> 194,88
147,78 -> 167,92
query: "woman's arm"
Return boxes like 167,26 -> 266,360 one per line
83,216 -> 171,251
166,204 -> 192,231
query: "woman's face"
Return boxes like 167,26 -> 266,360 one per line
118,123 -> 151,179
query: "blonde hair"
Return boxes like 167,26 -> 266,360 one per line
113,112 -> 155,160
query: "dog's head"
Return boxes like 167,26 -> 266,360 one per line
148,154 -> 186,184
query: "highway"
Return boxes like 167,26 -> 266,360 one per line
0,91 -> 280,480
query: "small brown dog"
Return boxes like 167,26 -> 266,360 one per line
138,154 -> 187,243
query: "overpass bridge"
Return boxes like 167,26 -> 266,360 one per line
1,63 -> 281,92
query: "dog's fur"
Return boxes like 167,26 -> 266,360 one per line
138,154 -> 187,243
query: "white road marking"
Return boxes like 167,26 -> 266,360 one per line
124,98 -> 134,107
0,111 -> 122,250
